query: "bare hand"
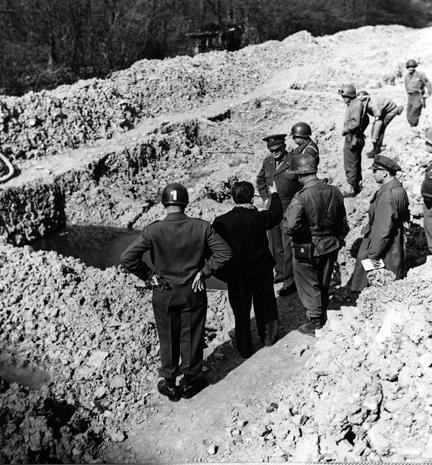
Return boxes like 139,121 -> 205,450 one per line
192,271 -> 205,292
269,182 -> 277,194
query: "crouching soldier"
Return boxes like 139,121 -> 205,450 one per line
282,153 -> 349,336
357,90 -> 404,157
121,183 -> 232,401
212,181 -> 281,358
351,156 -> 410,293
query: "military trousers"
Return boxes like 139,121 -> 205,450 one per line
424,199 -> 432,255
293,251 -> 337,322
371,108 -> 400,148
268,222 -> 295,288
406,93 -> 423,127
343,136 -> 365,193
152,284 -> 207,379
227,268 -> 279,357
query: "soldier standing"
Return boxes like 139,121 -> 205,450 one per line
289,122 -> 319,164
421,128 -> 432,256
257,133 -> 301,296
212,181 -> 281,358
357,90 -> 404,158
405,59 -> 431,127
121,183 -> 232,401
339,84 -> 370,196
351,156 -> 410,293
282,153 -> 349,336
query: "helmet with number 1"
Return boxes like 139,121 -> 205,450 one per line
162,182 -> 189,206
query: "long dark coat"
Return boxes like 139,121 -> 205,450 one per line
351,178 -> 410,292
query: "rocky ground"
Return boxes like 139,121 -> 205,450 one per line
1,24 -> 432,463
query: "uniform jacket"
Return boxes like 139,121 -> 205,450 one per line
421,163 -> 432,200
365,96 -> 398,118
290,139 -> 319,164
282,178 -> 349,256
405,70 -> 432,95
343,98 -> 369,140
212,193 -> 283,277
120,212 -> 232,285
361,178 -> 410,264
256,151 -> 301,211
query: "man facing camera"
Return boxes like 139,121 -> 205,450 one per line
213,181 -> 282,358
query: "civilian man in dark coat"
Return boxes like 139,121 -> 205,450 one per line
256,132 -> 301,296
213,181 -> 282,358
339,84 -> 370,196
351,156 -> 410,292
282,153 -> 349,336
421,128 -> 432,255
121,183 -> 232,401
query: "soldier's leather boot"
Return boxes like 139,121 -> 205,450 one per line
157,378 -> 181,402
366,143 -> 381,158
297,317 -> 322,337
180,375 -> 209,399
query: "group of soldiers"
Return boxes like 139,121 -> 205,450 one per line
120,59 -> 432,402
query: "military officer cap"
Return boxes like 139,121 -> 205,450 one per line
371,155 -> 401,173
425,127 -> 432,146
262,133 -> 287,150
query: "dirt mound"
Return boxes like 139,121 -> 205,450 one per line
0,26 -> 425,163
0,244 -> 230,462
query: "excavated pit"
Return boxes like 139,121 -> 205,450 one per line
1,24 -> 432,464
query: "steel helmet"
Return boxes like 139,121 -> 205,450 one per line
291,122 -> 312,138
357,90 -> 369,100
338,84 -> 356,99
161,182 -> 189,206
406,59 -> 418,68
291,153 -> 318,175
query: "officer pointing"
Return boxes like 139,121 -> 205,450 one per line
121,183 -> 232,401
256,132 -> 301,296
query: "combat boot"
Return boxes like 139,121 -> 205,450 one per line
366,142 -> 381,158
157,378 -> 181,402
297,317 -> 322,337
180,375 -> 209,399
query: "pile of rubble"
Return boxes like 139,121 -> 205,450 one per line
226,260 -> 432,462
0,243 -> 230,463
0,26 -> 415,162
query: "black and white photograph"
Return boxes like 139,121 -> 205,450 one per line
1,0 -> 432,462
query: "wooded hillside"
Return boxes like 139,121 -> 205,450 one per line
0,0 -> 431,95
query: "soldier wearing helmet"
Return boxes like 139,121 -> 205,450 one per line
339,84 -> 370,196
121,182 -> 232,401
257,132 -> 301,296
404,59 -> 431,127
357,90 -> 404,157
282,153 -> 349,336
289,122 -> 319,165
